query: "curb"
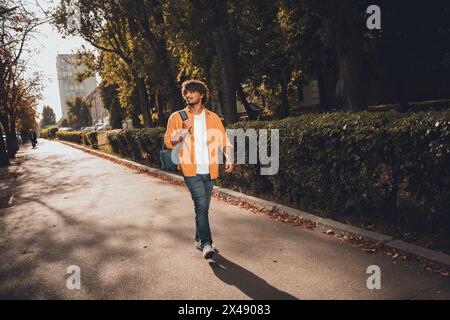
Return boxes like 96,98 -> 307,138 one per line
56,139 -> 450,268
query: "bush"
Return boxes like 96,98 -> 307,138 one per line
106,128 -> 165,166
56,131 -> 82,144
40,128 -> 49,138
217,110 -> 450,230
40,127 -> 59,139
85,131 -> 98,149
57,130 -> 98,149
80,131 -> 98,149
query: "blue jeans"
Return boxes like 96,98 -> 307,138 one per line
184,174 -> 215,246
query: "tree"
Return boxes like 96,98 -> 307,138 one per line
52,0 -> 179,127
176,0 -> 239,124
61,118 -> 69,127
41,105 -> 56,127
100,83 -> 124,129
16,100 -> 37,141
1,0 -> 47,165
67,96 -> 92,130
51,0 -> 450,124
371,0 -> 450,112
295,0 -> 368,111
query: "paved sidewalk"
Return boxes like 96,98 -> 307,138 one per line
0,139 -> 449,299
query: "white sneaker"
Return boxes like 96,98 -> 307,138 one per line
202,244 -> 215,259
195,241 -> 219,253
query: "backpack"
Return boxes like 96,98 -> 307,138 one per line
160,110 -> 188,171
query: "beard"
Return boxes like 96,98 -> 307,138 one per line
186,99 -> 199,106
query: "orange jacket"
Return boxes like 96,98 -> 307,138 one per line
164,106 -> 232,180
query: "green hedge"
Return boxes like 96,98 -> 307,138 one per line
39,128 -> 49,138
218,111 -> 450,228
40,127 -> 59,139
56,131 -> 82,144
73,111 -> 450,234
81,131 -> 99,149
57,131 -> 98,149
106,128 -> 166,167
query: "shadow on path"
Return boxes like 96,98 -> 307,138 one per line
209,254 -> 299,300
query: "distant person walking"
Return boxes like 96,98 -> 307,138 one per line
164,80 -> 234,259
29,129 -> 37,148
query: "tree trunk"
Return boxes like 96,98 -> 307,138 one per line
324,0 -> 367,111
165,77 -> 184,113
0,122 -> 10,167
317,68 -> 331,111
396,78 -> 410,113
237,84 -> 257,120
394,56 -> 410,113
209,0 -> 238,124
10,119 -> 19,154
133,73 -> 152,128
278,68 -> 290,118
218,90 -> 224,115
154,90 -> 165,126
126,15 -> 153,128
213,32 -> 238,124
134,0 -> 183,113
0,114 -> 16,159
336,52 -> 365,111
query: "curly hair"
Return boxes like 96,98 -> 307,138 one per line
181,79 -> 209,105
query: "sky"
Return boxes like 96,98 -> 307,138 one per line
24,0 -> 96,121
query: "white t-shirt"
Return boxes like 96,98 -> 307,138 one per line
194,110 -> 210,174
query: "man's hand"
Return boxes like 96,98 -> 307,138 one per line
224,162 -> 234,173
170,129 -> 188,146
182,119 -> 193,131
223,146 -> 234,173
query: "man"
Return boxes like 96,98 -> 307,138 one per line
164,80 -> 234,259
29,129 -> 37,148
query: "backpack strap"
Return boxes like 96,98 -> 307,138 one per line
178,110 -> 188,121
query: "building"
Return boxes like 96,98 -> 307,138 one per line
56,54 -> 97,121
85,86 -> 109,125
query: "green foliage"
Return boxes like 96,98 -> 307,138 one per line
57,130 -> 98,149
52,0 -> 450,122
80,131 -> 99,149
106,128 -> 166,166
61,118 -> 69,127
56,131 -> 83,144
40,127 -> 59,139
86,131 -> 99,149
67,96 -> 92,130
39,129 -> 49,139
40,106 -> 56,127
218,111 -> 450,228
100,83 -> 124,129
